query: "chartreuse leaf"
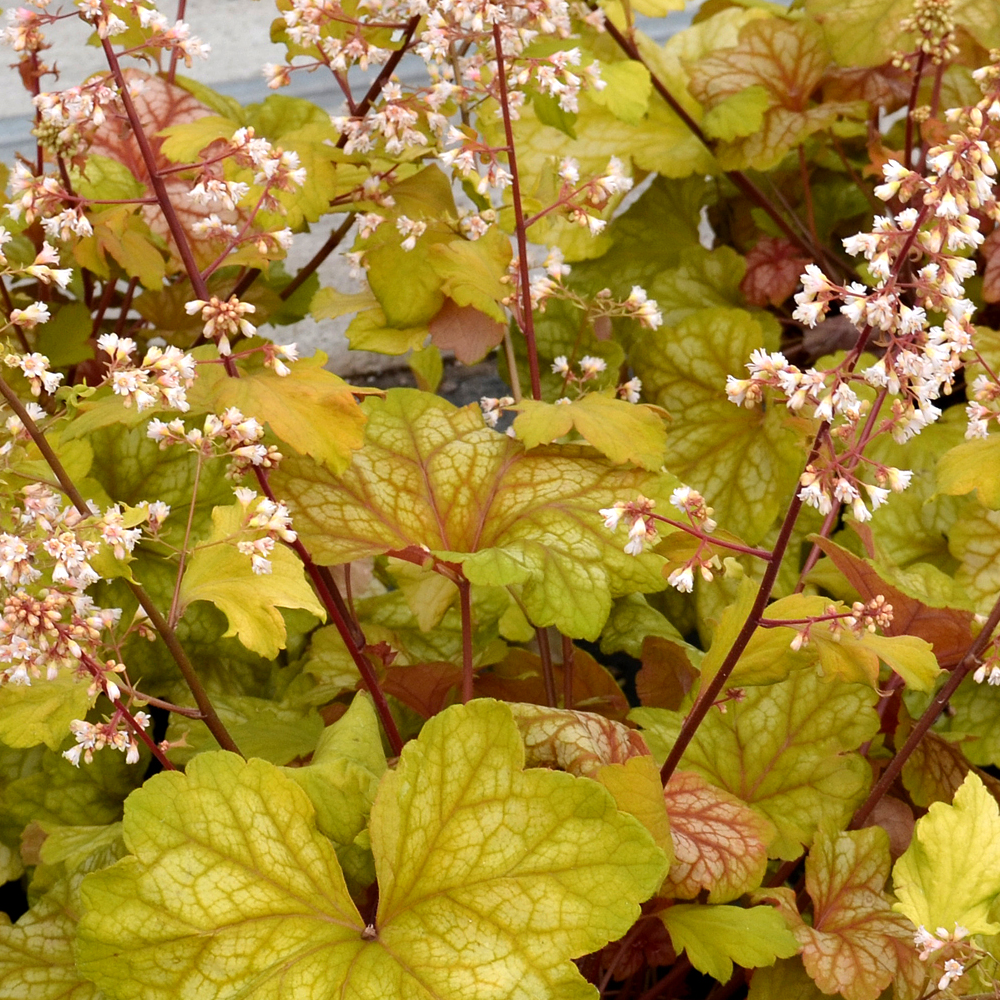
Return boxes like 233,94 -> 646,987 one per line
426,225 -> 512,322
165,691 -> 324,765
893,772 -> 1000,936
660,903 -> 798,982
0,879 -> 99,1000
760,594 -> 940,692
178,502 -> 325,659
759,828 -> 916,1000
632,308 -> 801,544
937,436 -> 1000,509
282,692 -> 385,849
700,84 -> 771,141
663,770 -> 773,903
747,959 -> 831,1000
186,350 -> 366,474
698,578 -> 809,690
273,390 -> 674,640
362,165 -> 460,328
806,0 -> 1000,67
634,670 -> 879,859
282,693 -> 385,891
77,700 -> 667,999
0,671 -> 94,750
600,594 -> 686,659
949,505 -> 1000,611
595,755 -> 674,862
512,393 -> 668,470
588,60 -> 652,127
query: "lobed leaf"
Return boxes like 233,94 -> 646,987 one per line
893,772 -> 1000,935
272,390 -> 674,639
660,903 -> 798,982
178,502 -> 325,659
760,828 -> 916,1000
631,307 -> 802,543
663,770 -> 773,903
634,669 -> 878,858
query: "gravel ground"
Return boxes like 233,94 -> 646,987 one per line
0,1 -> 695,384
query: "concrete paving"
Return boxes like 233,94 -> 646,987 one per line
0,1 -> 695,376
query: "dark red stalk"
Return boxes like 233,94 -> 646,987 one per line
536,626 -> 557,707
851,594 -> 1000,828
561,633 -> 575,710
659,463 -> 812,784
101,37 -> 404,755
459,578 -> 474,703
493,21 -> 542,400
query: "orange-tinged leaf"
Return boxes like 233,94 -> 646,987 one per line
663,770 -> 773,903
188,351 -> 367,474
813,537 -> 976,668
508,703 -> 649,778
740,237 -> 812,308
477,648 -> 631,720
381,661 -> 464,718
636,637 -> 699,709
901,727 -> 1000,809
687,18 -> 860,170
759,827 -> 917,1000
272,390 -> 674,640
427,299 -> 505,365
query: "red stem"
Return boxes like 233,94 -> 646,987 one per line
562,633 -> 575,710
536,626 -> 557,707
851,593 -> 1000,828
493,21 -> 542,400
459,578 -> 474,703
659,452 -> 815,784
101,35 -> 403,755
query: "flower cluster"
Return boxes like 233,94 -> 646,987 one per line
98,333 -> 197,412
787,596 -> 894,652
64,709 -> 150,767
147,407 -> 283,479
184,296 -> 257,356
33,82 -> 121,160
233,488 -> 297,575
600,495 -> 658,557
913,924 -> 976,995
526,249 -> 662,333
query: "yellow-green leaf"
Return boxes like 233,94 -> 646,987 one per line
893,772 -> 1000,935
179,502 -> 325,658
273,389 -> 675,639
633,307 -> 801,543
0,671 -> 94,750
512,392 -> 668,469
937,436 -> 1000,509
0,880 -> 99,1000
77,700 -> 668,999
634,669 -> 878,859
661,903 -> 798,982
187,351 -> 366,474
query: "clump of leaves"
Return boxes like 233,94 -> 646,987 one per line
3,1 -> 1000,999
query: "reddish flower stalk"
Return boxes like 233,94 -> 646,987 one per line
100,36 -> 405,756
493,21 -> 542,400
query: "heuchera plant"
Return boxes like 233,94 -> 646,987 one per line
5,0 -> 1000,997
